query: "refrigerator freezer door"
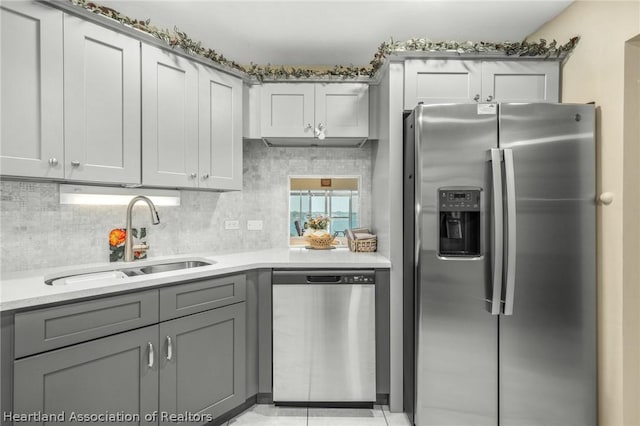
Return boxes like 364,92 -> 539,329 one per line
413,104 -> 498,425
498,103 -> 597,426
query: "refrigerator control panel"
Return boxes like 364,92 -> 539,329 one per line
439,189 -> 481,212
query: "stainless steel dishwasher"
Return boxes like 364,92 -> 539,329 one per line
272,269 -> 376,404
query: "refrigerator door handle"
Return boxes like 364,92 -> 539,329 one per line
489,148 -> 504,315
503,148 -> 517,315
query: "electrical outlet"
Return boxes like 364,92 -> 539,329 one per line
247,220 -> 263,231
224,220 -> 240,230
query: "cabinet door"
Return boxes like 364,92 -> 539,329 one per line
159,303 -> 246,423
142,44 -> 199,188
404,59 -> 482,109
315,83 -> 369,138
14,325 -> 159,425
481,61 -> 560,103
64,15 -> 141,184
198,66 -> 243,190
260,83 -> 315,137
0,2 -> 63,179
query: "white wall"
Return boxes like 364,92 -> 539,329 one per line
529,2 -> 640,424
622,35 -> 640,426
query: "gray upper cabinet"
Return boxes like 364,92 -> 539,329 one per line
404,60 -> 482,108
315,83 -> 369,138
142,45 -> 243,190
404,59 -> 560,109
142,44 -> 200,188
480,61 -> 560,103
0,2 -> 64,179
2,4 -> 243,191
14,325 -> 159,426
159,303 -> 246,423
64,15 -> 142,184
260,83 -> 315,138
260,83 -> 369,138
198,64 -> 243,190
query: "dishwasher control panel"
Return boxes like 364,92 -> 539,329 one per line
342,275 -> 374,284
272,270 -> 376,285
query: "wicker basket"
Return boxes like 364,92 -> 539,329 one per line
307,233 -> 335,249
348,237 -> 377,252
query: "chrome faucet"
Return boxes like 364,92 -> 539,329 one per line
125,196 -> 160,262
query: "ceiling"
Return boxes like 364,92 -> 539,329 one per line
98,0 -> 574,66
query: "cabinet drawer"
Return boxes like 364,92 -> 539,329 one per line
14,290 -> 159,358
160,274 -> 246,321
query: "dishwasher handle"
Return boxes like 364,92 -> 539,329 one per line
306,275 -> 341,283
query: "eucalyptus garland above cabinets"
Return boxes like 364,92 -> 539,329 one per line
69,0 -> 579,82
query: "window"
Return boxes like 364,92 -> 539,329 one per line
289,177 -> 360,246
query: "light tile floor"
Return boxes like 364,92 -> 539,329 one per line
226,404 -> 411,426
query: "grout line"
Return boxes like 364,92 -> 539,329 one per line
306,406 -> 309,426
381,405 -> 389,426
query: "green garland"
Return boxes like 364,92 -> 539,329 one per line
388,37 -> 580,58
71,0 -> 579,81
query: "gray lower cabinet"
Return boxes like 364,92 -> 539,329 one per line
11,274 -> 248,426
13,325 -> 159,426
159,303 -> 246,424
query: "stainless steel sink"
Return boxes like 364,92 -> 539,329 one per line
46,259 -> 215,285
140,260 -> 212,274
119,260 -> 214,277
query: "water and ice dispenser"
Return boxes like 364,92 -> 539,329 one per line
438,188 -> 481,257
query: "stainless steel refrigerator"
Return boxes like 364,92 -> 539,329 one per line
403,103 -> 596,426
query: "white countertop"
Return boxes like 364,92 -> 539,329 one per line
0,248 -> 390,312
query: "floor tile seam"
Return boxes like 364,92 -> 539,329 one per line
380,404 -> 390,426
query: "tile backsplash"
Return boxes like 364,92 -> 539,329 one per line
0,141 -> 373,273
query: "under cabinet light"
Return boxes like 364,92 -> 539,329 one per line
59,184 -> 181,206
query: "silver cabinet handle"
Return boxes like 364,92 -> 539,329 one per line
503,149 -> 517,315
201,173 -> 210,180
71,161 -> 80,167
48,158 -> 58,167
486,95 -> 494,102
489,148 -> 504,316
190,173 -> 197,179
473,94 -> 480,102
147,342 -> 154,368
166,336 -> 173,360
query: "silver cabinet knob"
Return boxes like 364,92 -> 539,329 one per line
190,173 -> 197,179
71,160 -> 80,167
48,158 -> 58,167
486,95 -> 494,102
473,94 -> 480,102
314,122 -> 326,140
201,173 -> 210,180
